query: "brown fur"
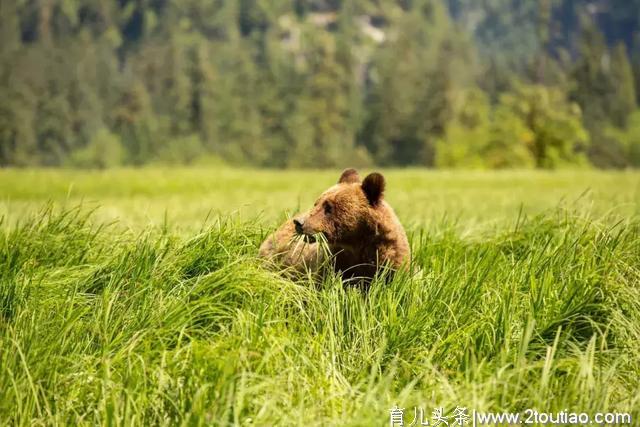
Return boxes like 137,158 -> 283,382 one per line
259,169 -> 410,282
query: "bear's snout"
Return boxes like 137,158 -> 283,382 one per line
293,216 -> 317,242
293,217 -> 305,235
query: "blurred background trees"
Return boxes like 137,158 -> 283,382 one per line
0,0 -> 638,169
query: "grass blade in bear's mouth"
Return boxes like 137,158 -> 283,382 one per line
293,232 -> 316,243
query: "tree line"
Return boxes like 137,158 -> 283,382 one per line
0,0 -> 639,169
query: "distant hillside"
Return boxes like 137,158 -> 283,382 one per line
447,0 -> 640,60
1,0 -> 639,169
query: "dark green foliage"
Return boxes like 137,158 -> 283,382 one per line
0,0 -> 639,169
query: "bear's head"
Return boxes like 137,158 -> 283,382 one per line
293,168 -> 385,244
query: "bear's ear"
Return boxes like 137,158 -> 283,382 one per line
338,168 -> 360,184
362,172 -> 385,206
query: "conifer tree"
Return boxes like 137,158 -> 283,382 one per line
113,79 -> 159,165
289,33 -> 352,168
609,43 -> 637,127
570,18 -> 610,126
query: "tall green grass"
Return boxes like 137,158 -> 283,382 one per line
1,203 -> 639,425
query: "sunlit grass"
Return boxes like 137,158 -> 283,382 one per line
0,168 -> 639,425
1,168 -> 638,232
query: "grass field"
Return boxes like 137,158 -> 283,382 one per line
1,168 -> 639,426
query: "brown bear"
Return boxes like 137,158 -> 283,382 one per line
259,168 -> 410,282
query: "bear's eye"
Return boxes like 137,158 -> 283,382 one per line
323,201 -> 333,215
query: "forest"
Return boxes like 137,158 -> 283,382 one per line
1,0 -> 639,169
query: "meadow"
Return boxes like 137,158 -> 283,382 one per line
0,168 -> 639,426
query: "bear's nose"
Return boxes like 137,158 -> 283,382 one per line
293,218 -> 304,234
